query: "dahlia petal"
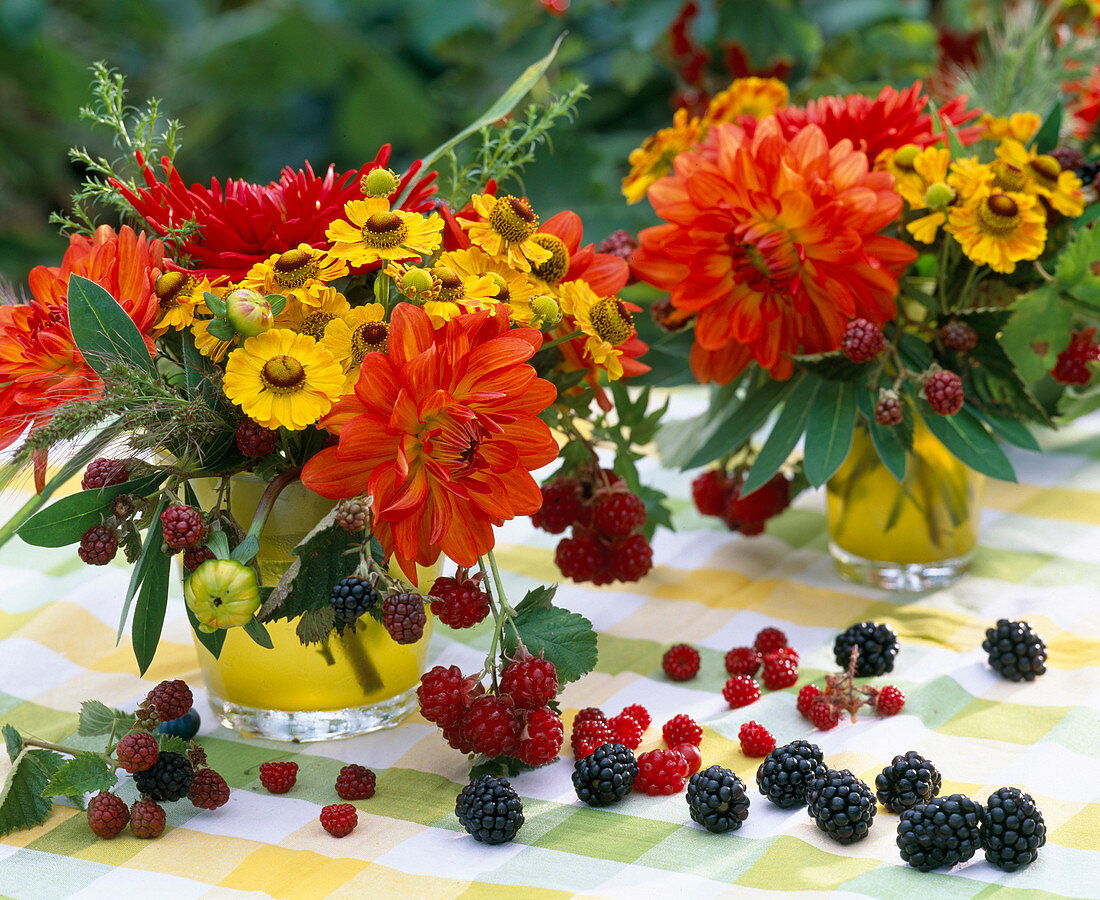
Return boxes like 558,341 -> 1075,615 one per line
541,210 -> 583,252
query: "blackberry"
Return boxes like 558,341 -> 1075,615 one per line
329,576 -> 378,628
756,740 -> 828,809
686,765 -> 750,833
982,619 -> 1047,682
982,786 -> 1046,872
133,751 -> 194,802
806,769 -> 876,845
572,743 -> 637,806
833,621 -> 899,676
897,793 -> 984,871
455,774 -> 524,844
875,751 -> 941,813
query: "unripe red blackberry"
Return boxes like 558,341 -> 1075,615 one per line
940,320 -> 978,352
592,489 -> 646,537
839,319 -> 884,363
161,505 -> 206,550
532,477 -> 584,534
382,592 -> 427,644
79,524 -> 118,565
554,534 -> 603,582
1052,327 -> 1100,385
235,419 -> 278,457
335,498 -> 368,533
182,544 -> 216,572
924,370 -> 965,416
874,392 -> 904,426
81,458 -> 130,491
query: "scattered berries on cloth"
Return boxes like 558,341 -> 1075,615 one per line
662,713 -> 703,747
662,643 -> 700,681
571,717 -> 614,759
875,685 -> 906,716
258,761 -> 298,794
320,803 -> 358,838
724,646 -> 762,677
620,704 -> 651,730
797,684 -> 822,717
516,707 -> 564,766
875,751 -> 941,814
738,721 -> 776,757
761,652 -> 798,690
189,768 -> 231,810
455,775 -> 524,844
982,619 -> 1047,681
833,621 -> 899,676
634,748 -> 689,795
754,627 -> 788,655
757,740 -> 828,809
572,743 -> 637,806
809,699 -> 840,731
897,794 -> 983,871
673,742 -> 702,776
335,765 -> 376,801
607,712 -> 644,749
687,765 -> 751,833
982,786 -> 1046,872
806,769 -> 876,845
134,751 -> 194,802
722,675 -> 761,709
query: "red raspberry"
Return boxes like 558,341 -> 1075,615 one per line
722,675 -> 761,708
662,713 -> 703,747
500,656 -> 558,709
573,707 -> 607,727
608,712 -> 644,749
146,679 -> 193,722
235,419 -> 278,457
571,718 -> 613,758
78,524 -> 118,566
634,748 -> 689,795
620,703 -> 651,730
592,490 -> 647,537
738,721 -> 776,757
940,320 -> 978,352
691,469 -> 733,517
840,318 -> 885,363
753,627 -> 787,655
722,475 -> 790,533
875,685 -> 906,716
129,799 -> 166,839
1052,327 -> 1100,384
182,544 -> 216,572
417,665 -> 481,728
662,643 -> 700,681
532,477 -> 584,534
81,458 -> 130,491
724,646 -> 762,677
461,695 -> 519,758
516,707 -> 564,766
809,699 -> 840,731
672,742 -> 702,776
335,764 -> 376,800
595,229 -> 638,265
874,393 -> 904,426
258,761 -> 298,794
554,534 -> 603,582
115,731 -> 159,773
761,653 -> 798,690
87,791 -> 129,839
797,684 -> 822,717
608,532 -> 654,582
772,646 -> 799,665
320,803 -> 358,837
429,573 -> 490,629
381,592 -> 426,644
189,768 -> 231,809
442,723 -> 476,754
160,504 -> 206,550
924,369 -> 965,415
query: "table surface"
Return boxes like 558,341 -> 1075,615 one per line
1,396 -> 1098,900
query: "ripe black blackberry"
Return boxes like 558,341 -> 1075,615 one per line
982,786 -> 1046,871
455,774 -> 524,844
133,751 -> 194,802
806,769 -> 876,844
572,743 -> 637,806
982,619 -> 1047,682
833,621 -> 899,676
686,765 -> 751,833
897,793 -> 984,871
875,751 -> 941,813
756,740 -> 828,809
329,576 -> 378,628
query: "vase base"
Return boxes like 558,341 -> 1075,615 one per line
206,686 -> 419,742
829,542 -> 974,592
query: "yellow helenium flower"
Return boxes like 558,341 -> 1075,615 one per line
947,191 -> 1047,274
704,77 -> 789,124
322,303 -> 390,391
185,559 -> 261,633
223,328 -> 345,429
560,280 -> 630,380
888,147 -> 953,243
240,244 -> 349,308
459,194 -> 552,273
326,202 -> 443,267
979,112 -> 1041,143
996,140 -> 1086,217
151,271 -> 210,336
443,247 -> 537,325
274,284 -> 351,340
948,157 -> 995,200
621,108 -> 705,204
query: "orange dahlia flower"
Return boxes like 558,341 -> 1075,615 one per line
300,303 -> 558,580
631,118 -> 917,384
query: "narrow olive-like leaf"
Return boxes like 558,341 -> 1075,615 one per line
856,388 -> 911,483
205,318 -> 235,341
207,530 -> 231,560
1034,100 -> 1062,154
231,534 -> 259,564
187,603 -> 226,659
243,618 -> 274,649
117,496 -> 167,644
741,377 -> 818,495
972,409 -> 1042,452
912,396 -> 1017,481
804,380 -> 858,486
17,474 -> 163,548
132,544 -> 172,675
182,332 -> 221,408
66,274 -> 155,378
266,294 -> 287,316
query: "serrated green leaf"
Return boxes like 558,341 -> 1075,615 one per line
132,545 -> 172,675
66,275 -> 156,379
243,618 -> 273,649
77,700 -> 134,737
17,475 -> 163,548
741,376 -> 818,495
1000,285 -> 1073,383
804,380 -> 858,486
41,752 -> 116,800
0,748 -> 65,836
514,585 -> 556,615
1053,224 -> 1100,307
3,725 -> 22,763
296,606 -> 336,645
912,396 -> 1017,482
470,754 -> 546,778
260,511 -> 360,622
232,534 -> 259,564
118,496 -> 166,644
502,605 -> 597,686
155,734 -> 191,755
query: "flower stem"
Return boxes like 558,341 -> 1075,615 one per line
539,329 -> 584,352
245,466 -> 303,542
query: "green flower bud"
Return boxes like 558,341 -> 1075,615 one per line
923,182 -> 956,209
225,288 -> 274,337
184,559 -> 261,633
531,295 -> 562,326
361,167 -> 400,198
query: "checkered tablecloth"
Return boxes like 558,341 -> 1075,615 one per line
1,396 -> 1098,899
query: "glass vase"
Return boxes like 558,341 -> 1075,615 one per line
825,418 -> 984,591
191,476 -> 434,742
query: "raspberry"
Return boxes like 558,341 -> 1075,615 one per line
662,643 -> 700,681
182,544 -> 216,573
532,477 -> 584,534
809,699 -> 840,731
461,695 -> 519,758
87,791 -> 129,839
571,717 -> 613,758
417,665 -> 480,728
189,768 -> 230,809
608,712 -> 644,749
874,393 -> 904,426
761,652 -> 798,690
429,573 -> 490,629
329,576 -> 378,628
334,498 -> 368,533
620,704 -> 651,730
146,680 -> 193,722
235,419 -> 277,457
609,532 -> 653,582
129,799 -> 166,838
772,646 -> 799,665
335,764 -> 376,800
134,751 -> 193,802
754,627 -> 787,655
595,229 -> 637,263
160,504 -> 206,550
516,707 -> 564,766
691,469 -> 733,517
738,721 -> 776,757
722,475 -> 790,533
875,685 -> 906,716
81,458 -> 130,491
381,592 -> 426,644
840,318 -> 885,363
78,524 -> 118,566
442,722 -> 476,754
722,675 -> 761,709
941,320 -> 978,352
115,731 -> 159,773
797,684 -> 822,717
573,707 -> 607,727
499,656 -> 558,709
554,534 -> 602,582
1051,327 -> 1100,385
1050,146 -> 1086,171
662,713 -> 703,747
634,748 -> 689,795
724,646 -> 762,676
673,742 -> 702,776
592,490 -> 647,537
258,761 -> 298,794
924,369 -> 965,415
320,803 -> 358,837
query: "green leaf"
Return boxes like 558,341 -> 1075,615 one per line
1053,224 -> 1100,308
260,511 -> 360,622
41,752 -> 116,800
203,292 -> 227,317
131,543 -> 172,675
804,380 -> 858,486
66,274 -> 156,379
187,603 -> 225,659
1034,100 -> 1062,154
3,725 -> 22,763
231,534 -> 259,564
1000,285 -> 1073,383
856,387 -> 912,483
470,755 -> 545,779
118,496 -> 167,644
207,530 -> 231,560
17,474 -> 163,548
205,318 -> 235,341
502,605 -> 597,686
741,376 -> 818,495
912,396 -> 1017,482
182,332 -> 222,408
77,701 -> 134,737
243,618 -> 273,649
155,735 -> 191,755
793,351 -> 866,382
296,606 -> 335,646
514,585 -> 556,615
0,748 -> 65,836
972,409 -> 1042,452
266,294 -> 287,316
